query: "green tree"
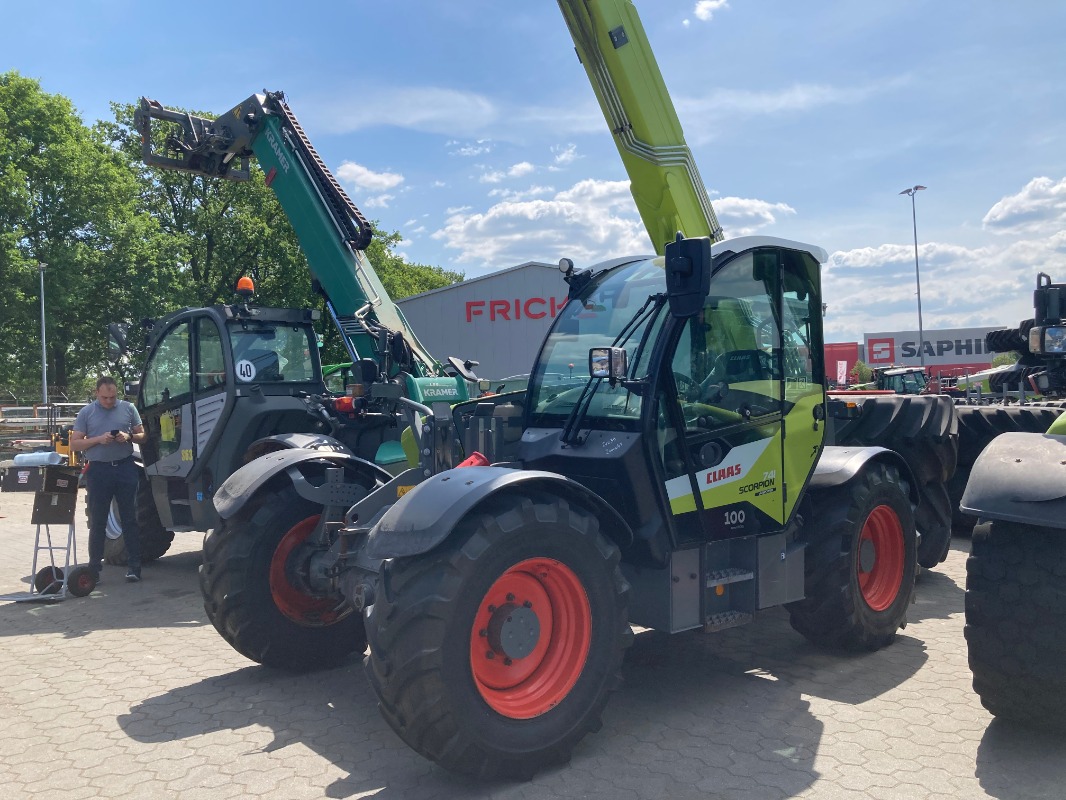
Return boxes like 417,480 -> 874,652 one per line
991,352 -> 1019,368
0,72 -> 167,401
850,359 -> 874,384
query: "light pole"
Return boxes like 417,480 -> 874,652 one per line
38,262 -> 48,406
899,185 -> 927,369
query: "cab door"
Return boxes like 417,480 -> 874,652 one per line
139,312 -> 235,529
139,318 -> 196,528
659,248 -> 807,540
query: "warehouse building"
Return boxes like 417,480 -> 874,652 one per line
398,261 -> 569,381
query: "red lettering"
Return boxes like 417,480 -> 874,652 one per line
705,464 -> 741,485
515,298 -> 521,320
525,298 -> 547,319
490,300 -> 511,321
466,301 -> 485,323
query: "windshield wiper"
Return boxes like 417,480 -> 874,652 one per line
560,294 -> 666,446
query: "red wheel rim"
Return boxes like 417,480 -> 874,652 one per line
74,572 -> 94,592
857,504 -> 905,611
469,558 -> 592,719
269,515 -> 344,625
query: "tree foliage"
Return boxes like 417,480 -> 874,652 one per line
0,77 -> 462,401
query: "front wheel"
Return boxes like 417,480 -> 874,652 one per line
364,491 -> 632,779
965,521 -> 1066,730
199,481 -> 368,671
787,462 -> 917,651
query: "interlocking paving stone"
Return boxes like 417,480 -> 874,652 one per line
2,489 -> 1065,798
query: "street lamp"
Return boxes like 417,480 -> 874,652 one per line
899,185 -> 927,369
38,262 -> 48,406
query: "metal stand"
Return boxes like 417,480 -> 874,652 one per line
0,485 -> 96,603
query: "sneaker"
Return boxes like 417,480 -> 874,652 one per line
125,567 -> 141,583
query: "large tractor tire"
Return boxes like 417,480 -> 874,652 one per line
914,480 -> 953,568
965,521 -> 1066,730
985,327 -> 1027,354
787,462 -> 917,651
88,473 -> 174,565
364,491 -> 632,779
835,395 -> 956,567
200,481 -> 368,671
949,405 -> 1066,536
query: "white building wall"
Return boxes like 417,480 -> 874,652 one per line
398,262 -> 570,380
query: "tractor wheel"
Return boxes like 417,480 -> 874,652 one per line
951,405 -> 1066,538
66,565 -> 97,597
965,520 -> 1066,731
834,395 -> 958,484
787,462 -> 917,651
915,480 -> 953,568
99,473 -> 174,565
364,491 -> 632,779
199,482 -> 368,671
985,327 -> 1027,354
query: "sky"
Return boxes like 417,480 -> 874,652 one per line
6,1 -> 1066,344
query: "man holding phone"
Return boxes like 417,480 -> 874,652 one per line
71,376 -> 148,583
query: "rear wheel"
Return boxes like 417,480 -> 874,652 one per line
364,492 -> 631,779
200,481 -> 369,671
98,473 -> 173,565
965,520 -> 1066,730
787,462 -> 917,651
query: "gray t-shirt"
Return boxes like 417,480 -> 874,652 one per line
74,399 -> 143,462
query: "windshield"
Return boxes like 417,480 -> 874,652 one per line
229,324 -> 317,383
527,258 -> 667,429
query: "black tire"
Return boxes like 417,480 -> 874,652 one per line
34,566 -> 64,595
835,395 -> 958,485
946,465 -> 976,537
97,473 -> 174,565
364,491 -> 632,779
915,480 -> 953,568
199,482 -> 368,671
787,462 -> 917,651
66,565 -> 96,597
985,327 -> 1027,354
955,405 -> 1064,467
965,520 -> 1066,730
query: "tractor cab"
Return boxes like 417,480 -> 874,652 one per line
135,302 -> 325,531
515,236 -> 827,583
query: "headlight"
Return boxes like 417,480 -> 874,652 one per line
1041,326 -> 1066,354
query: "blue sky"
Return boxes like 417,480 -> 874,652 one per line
7,1 -> 1066,343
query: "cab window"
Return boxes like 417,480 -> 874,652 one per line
142,321 -> 192,407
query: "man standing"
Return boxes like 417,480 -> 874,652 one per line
70,377 -> 148,582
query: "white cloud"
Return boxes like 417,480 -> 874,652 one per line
551,143 -> 579,167
487,185 -> 555,201
982,176 -> 1066,235
694,1 -> 730,22
449,139 -> 493,157
307,87 -> 497,137
715,197 -> 796,236
432,178 -> 650,269
479,161 -> 536,183
336,161 -> 404,192
363,193 -> 394,209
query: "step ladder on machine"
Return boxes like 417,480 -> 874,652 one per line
0,467 -> 97,603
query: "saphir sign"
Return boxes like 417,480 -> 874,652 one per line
864,327 -> 1000,368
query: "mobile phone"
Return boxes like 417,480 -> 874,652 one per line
110,429 -> 120,436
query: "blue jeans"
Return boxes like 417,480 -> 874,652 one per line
86,458 -> 141,569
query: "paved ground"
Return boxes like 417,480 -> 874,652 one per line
0,489 -> 1063,800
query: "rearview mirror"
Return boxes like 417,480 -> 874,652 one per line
589,347 -> 627,380
107,322 -> 129,361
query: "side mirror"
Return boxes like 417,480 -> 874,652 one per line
107,322 -> 129,362
665,232 -> 711,319
589,347 -> 628,380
